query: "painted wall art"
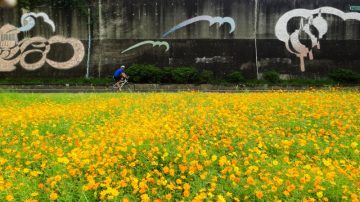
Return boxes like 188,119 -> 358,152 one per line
275,7 -> 360,72
0,12 -> 85,72
121,15 -> 236,55
121,41 -> 169,54
162,15 -> 236,37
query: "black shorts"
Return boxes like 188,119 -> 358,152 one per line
113,76 -> 122,82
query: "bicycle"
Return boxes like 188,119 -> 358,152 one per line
112,78 -> 135,92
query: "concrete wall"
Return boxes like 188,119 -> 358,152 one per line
0,0 -> 360,79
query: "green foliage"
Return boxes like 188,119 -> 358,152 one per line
263,70 -> 280,83
160,67 -> 174,83
127,65 -> 200,84
225,71 -> 245,83
198,70 -> 214,84
328,69 -> 360,84
127,64 -> 163,83
171,67 -> 199,84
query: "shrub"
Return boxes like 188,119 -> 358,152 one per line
226,71 -> 245,83
198,70 -> 214,84
127,64 -> 163,83
263,70 -> 280,83
171,67 -> 199,84
328,69 -> 360,84
160,67 -> 174,84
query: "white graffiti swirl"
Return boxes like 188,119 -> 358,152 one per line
121,41 -> 170,54
162,16 -> 236,37
18,12 -> 56,32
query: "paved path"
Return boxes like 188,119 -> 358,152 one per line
0,85 -> 358,93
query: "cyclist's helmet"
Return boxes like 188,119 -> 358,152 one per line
121,65 -> 126,69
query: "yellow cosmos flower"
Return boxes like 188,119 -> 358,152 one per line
217,195 -> 226,202
247,177 -> 255,185
317,191 -> 323,199
57,157 -> 69,164
50,192 -> 59,201
6,195 -> 14,201
141,194 -> 150,202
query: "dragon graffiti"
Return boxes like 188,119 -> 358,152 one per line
0,12 -> 85,72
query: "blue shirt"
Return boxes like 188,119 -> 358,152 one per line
114,68 -> 124,77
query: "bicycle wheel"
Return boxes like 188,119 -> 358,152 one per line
110,83 -> 120,92
123,83 -> 135,92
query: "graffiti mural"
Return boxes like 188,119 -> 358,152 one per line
121,41 -> 169,54
121,16 -> 236,55
275,7 -> 360,72
18,12 -> 56,32
195,56 -> 233,64
162,15 -> 236,37
0,12 -> 85,72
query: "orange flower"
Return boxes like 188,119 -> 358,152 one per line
256,191 -> 264,199
184,183 -> 191,190
287,184 -> 296,192
247,177 -> 255,185
179,164 -> 187,173
163,166 -> 169,174
183,190 -> 190,197
165,193 -> 172,200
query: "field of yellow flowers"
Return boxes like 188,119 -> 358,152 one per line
0,91 -> 359,202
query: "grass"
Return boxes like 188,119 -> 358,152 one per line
0,92 -> 359,201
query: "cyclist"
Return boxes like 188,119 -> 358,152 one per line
113,65 -> 128,90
